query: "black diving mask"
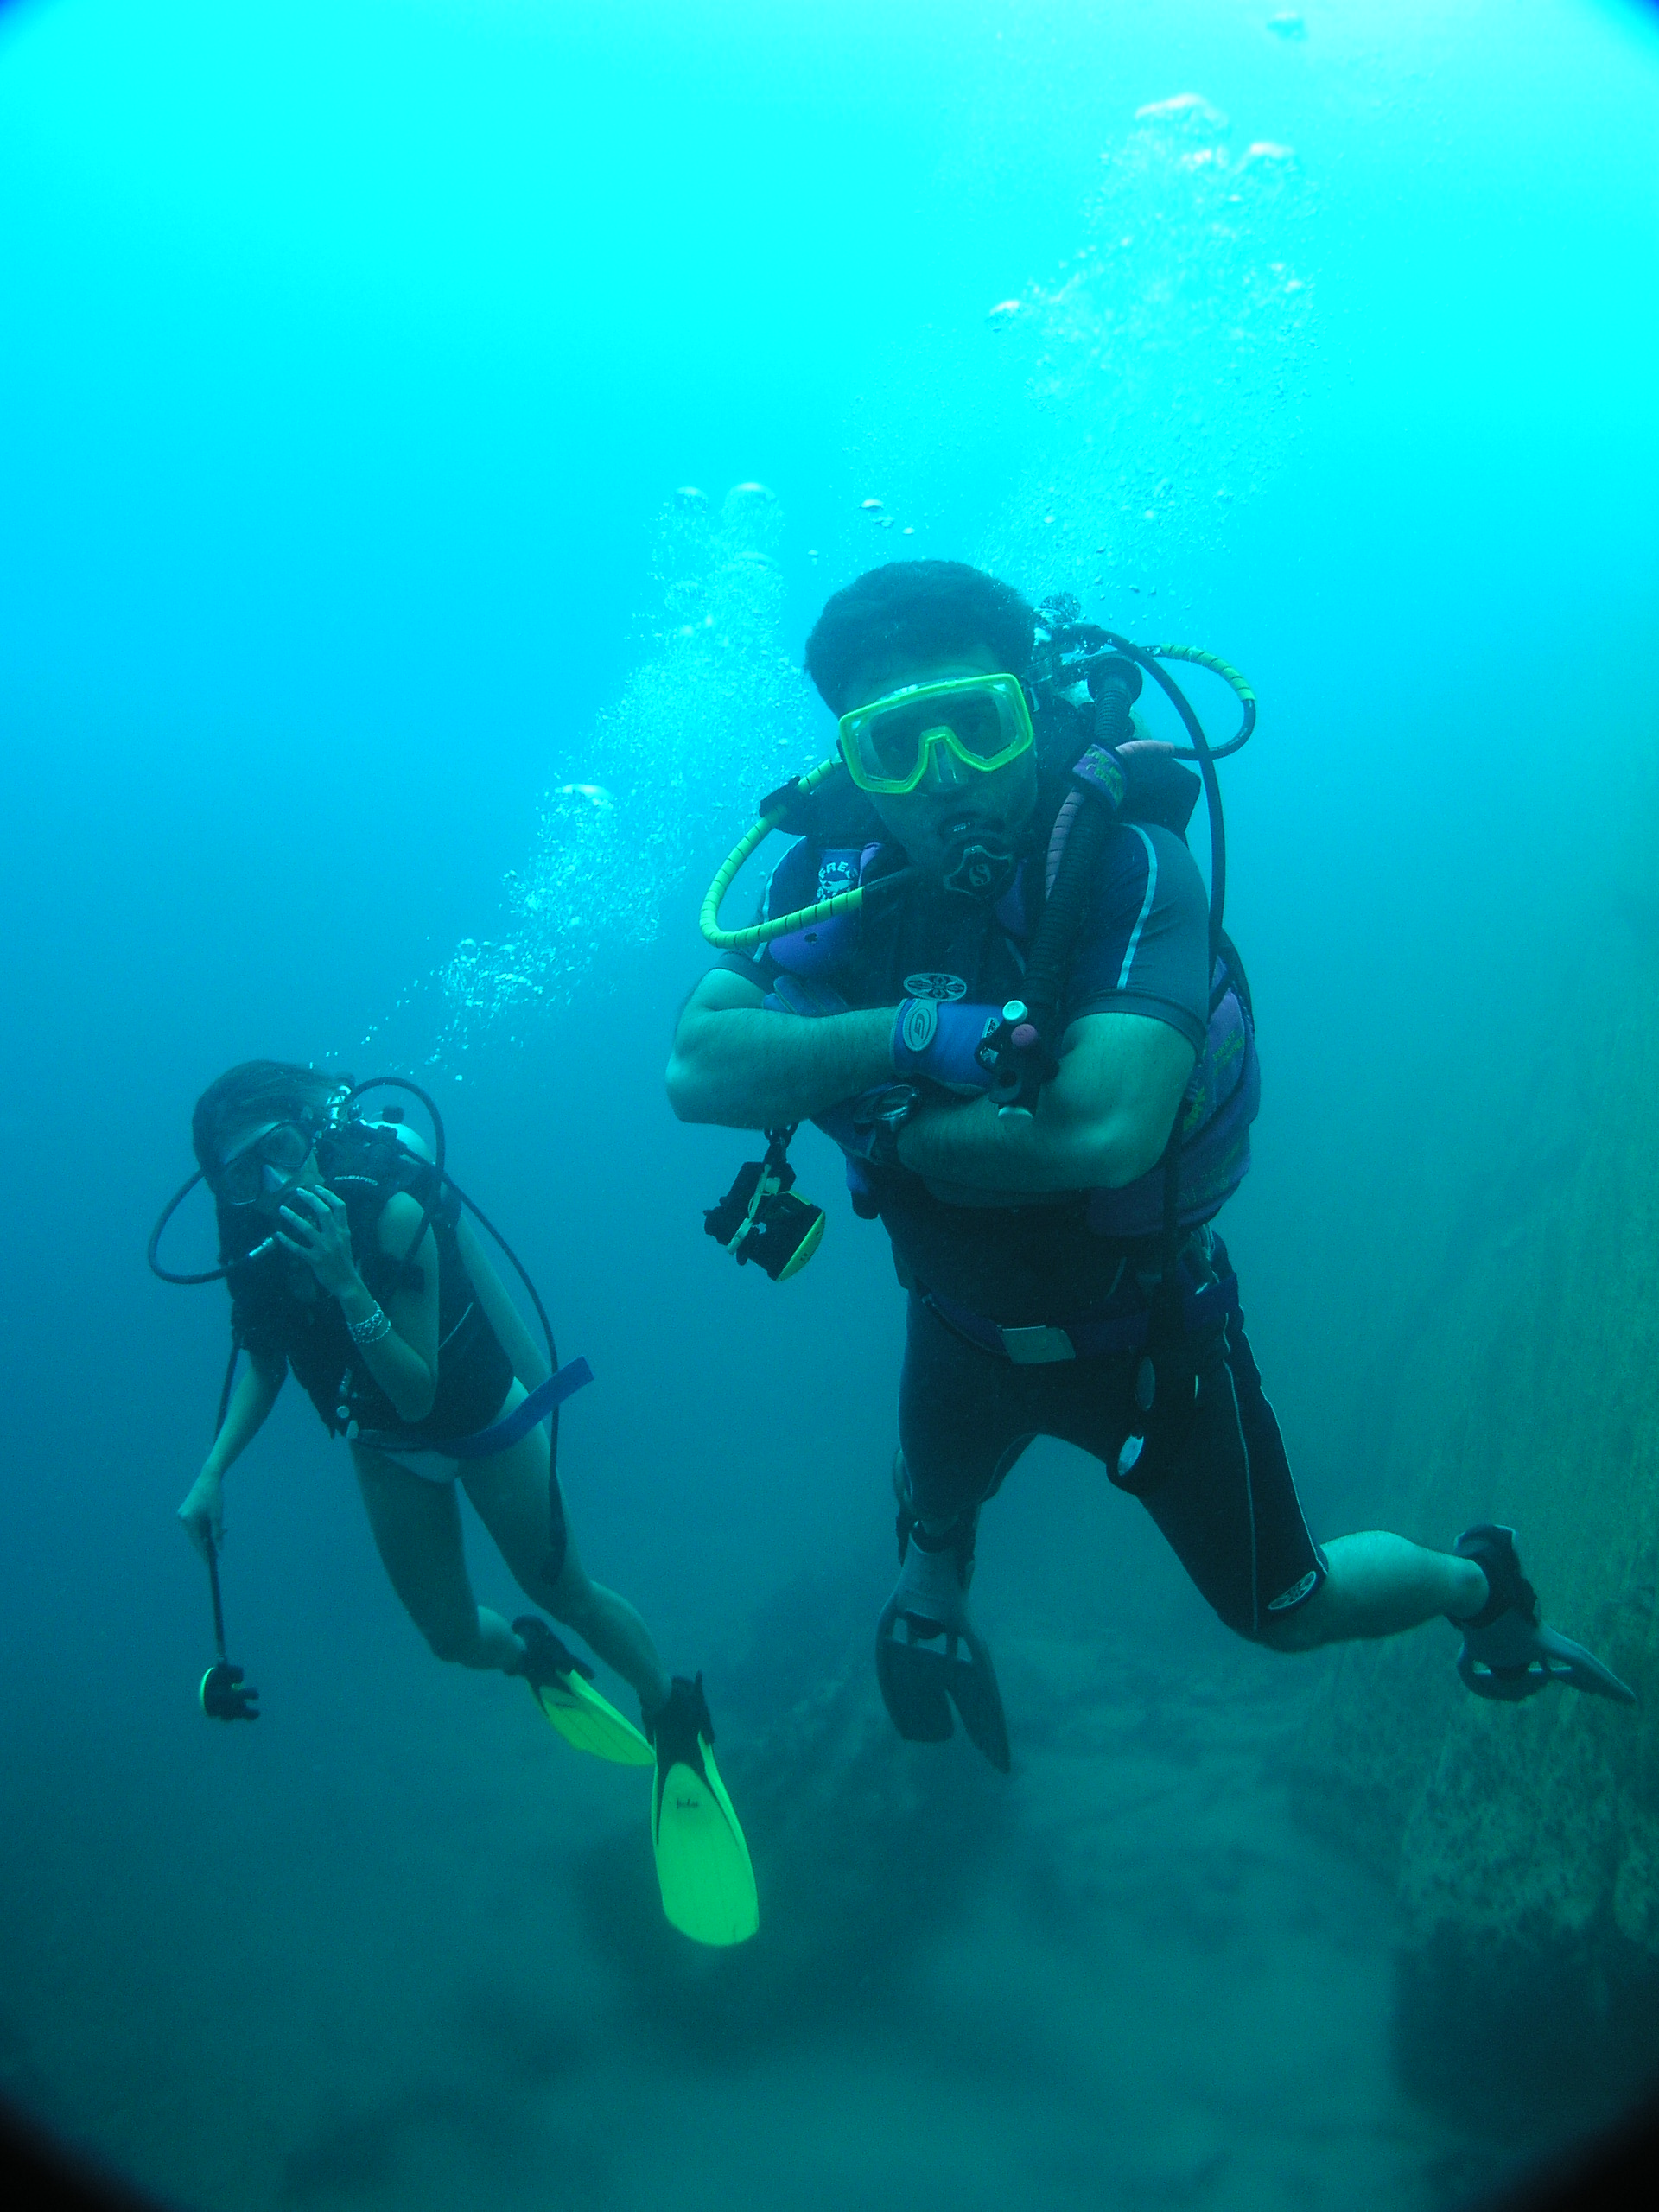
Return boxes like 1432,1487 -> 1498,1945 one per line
215,1122 -> 312,1209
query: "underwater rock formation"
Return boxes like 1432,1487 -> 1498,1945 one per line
1295,886 -> 1659,2138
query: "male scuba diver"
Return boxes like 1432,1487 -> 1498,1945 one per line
668,560 -> 1635,1770
156,1061 -> 756,1944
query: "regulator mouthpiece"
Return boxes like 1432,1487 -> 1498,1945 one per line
941,829 -> 1018,902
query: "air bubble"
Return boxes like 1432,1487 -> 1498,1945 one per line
382,483 -> 812,1066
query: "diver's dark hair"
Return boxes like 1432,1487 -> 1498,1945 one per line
192,1061 -> 352,1174
804,560 -> 1039,715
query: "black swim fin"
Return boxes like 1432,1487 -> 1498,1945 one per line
1452,1527 -> 1637,1706
875,1531 -> 1011,1772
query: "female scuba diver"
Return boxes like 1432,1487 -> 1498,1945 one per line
171,1061 -> 756,1947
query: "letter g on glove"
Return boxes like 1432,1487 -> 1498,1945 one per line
891,998 -> 1002,1090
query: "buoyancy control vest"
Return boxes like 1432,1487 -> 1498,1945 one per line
758,690 -> 1261,1246
224,1122 -> 512,1443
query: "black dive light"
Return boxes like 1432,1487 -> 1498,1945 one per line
704,1127 -> 825,1282
199,1542 -> 259,1724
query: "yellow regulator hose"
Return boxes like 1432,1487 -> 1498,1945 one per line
699,757 -> 858,952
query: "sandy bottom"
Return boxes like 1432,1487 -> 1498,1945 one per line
1,1599 -> 1540,2212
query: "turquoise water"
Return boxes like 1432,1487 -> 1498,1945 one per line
2,2 -> 1657,2206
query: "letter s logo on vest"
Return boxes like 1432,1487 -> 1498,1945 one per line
902,972 -> 967,1001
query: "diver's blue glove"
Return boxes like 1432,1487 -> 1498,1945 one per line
815,1083 -> 925,1167
891,999 -> 1001,1090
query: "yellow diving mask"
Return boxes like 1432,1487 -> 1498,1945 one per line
836,671 -> 1035,796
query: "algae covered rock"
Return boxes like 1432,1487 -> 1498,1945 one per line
1297,900 -> 1659,2134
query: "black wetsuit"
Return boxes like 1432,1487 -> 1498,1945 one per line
717,820 -> 1325,1637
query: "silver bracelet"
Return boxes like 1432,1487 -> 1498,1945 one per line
347,1303 -> 391,1346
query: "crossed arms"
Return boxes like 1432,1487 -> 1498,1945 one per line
666,969 -> 1196,1199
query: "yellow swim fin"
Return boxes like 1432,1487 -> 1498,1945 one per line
649,1674 -> 758,1947
513,1616 -> 654,1765
534,1671 -> 655,1765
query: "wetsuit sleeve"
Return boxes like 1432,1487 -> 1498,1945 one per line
709,946 -> 772,985
1063,821 -> 1209,1051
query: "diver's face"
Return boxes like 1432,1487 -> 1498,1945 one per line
842,645 -> 1039,886
216,1120 -> 321,1213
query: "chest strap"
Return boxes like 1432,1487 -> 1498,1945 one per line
922,1277 -> 1237,1365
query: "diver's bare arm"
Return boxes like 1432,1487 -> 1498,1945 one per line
348,1198 -> 442,1423
200,1353 -> 285,1480
896,1010 -> 1195,1195
666,969 -> 896,1128
180,1351 -> 284,1555
281,1185 -> 440,1424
